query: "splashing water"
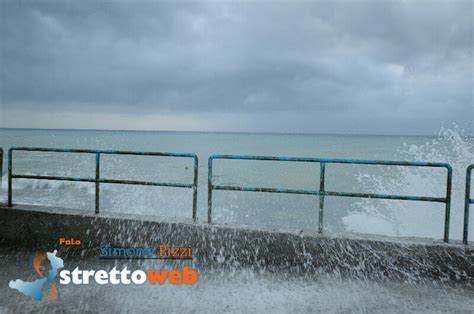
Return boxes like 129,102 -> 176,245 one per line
0,127 -> 472,241
343,126 -> 474,241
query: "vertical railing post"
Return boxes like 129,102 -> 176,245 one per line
463,165 -> 473,245
208,157 -> 213,223
319,162 -> 326,233
192,156 -> 198,222
444,165 -> 452,243
0,148 -> 3,191
95,152 -> 100,214
7,148 -> 13,206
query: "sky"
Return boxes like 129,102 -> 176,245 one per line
0,0 -> 472,135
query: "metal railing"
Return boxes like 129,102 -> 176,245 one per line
7,147 -> 199,221
208,154 -> 453,242
0,148 -> 3,190
463,164 -> 474,244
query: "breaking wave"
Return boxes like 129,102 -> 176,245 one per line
343,126 -> 474,241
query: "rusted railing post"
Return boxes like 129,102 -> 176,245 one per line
192,156 -> 198,222
7,148 -> 12,206
463,165 -> 473,244
0,148 -> 3,191
95,152 -> 101,214
444,165 -> 452,243
207,156 -> 213,223
319,162 -> 326,233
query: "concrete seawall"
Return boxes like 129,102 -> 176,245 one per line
0,203 -> 473,284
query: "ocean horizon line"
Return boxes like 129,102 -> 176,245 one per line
0,127 -> 458,138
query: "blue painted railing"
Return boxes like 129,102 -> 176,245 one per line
7,147 -> 199,221
463,164 -> 474,244
0,147 -> 3,190
208,154 -> 453,242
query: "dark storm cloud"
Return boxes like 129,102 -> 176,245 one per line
0,0 -> 472,133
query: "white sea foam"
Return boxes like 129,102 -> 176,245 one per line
343,126 -> 474,241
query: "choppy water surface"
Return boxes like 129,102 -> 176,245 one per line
0,127 -> 473,241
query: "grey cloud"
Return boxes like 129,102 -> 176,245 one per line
0,0 -> 472,134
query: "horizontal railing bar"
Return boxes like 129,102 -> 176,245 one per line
12,174 -> 95,183
322,191 -> 446,202
12,174 -> 193,188
209,154 -> 451,168
212,184 -> 446,203
211,155 -> 323,163
212,185 -> 320,195
100,179 -> 193,188
10,147 -> 197,159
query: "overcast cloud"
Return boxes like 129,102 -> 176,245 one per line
0,0 -> 472,134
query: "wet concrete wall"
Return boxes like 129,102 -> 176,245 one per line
0,203 -> 473,284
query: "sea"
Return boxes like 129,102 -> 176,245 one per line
1,127 -> 474,312
1,126 -> 473,242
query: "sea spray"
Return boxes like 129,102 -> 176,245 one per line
343,126 -> 474,241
